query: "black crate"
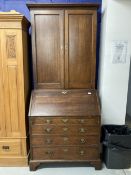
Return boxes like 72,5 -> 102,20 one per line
102,125 -> 131,169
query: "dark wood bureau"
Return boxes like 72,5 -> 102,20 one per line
27,3 -> 101,171
29,89 -> 101,170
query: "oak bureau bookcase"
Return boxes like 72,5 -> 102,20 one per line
27,3 -> 101,171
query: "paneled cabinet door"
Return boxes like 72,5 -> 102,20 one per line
0,32 -> 6,137
32,10 -> 64,89
1,30 -> 24,138
65,10 -> 97,89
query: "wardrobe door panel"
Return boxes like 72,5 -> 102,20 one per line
2,30 -> 22,138
65,10 -> 97,89
32,10 -> 64,89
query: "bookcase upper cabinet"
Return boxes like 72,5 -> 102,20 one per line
28,3 -> 99,89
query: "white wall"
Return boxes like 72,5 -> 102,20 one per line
99,0 -> 131,124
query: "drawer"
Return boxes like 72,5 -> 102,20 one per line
31,117 -> 99,126
0,139 -> 21,156
32,146 -> 99,160
31,135 -> 99,146
31,125 -> 100,135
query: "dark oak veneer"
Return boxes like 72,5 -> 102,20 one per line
29,89 -> 101,170
28,3 -> 98,89
27,3 -> 101,171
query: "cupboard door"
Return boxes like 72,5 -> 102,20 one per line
65,10 -> 97,89
1,30 -> 24,137
31,10 -> 64,89
0,32 -> 6,137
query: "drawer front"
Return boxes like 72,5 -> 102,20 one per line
32,146 -> 99,160
0,140 -> 21,156
31,117 -> 100,126
31,125 -> 100,135
31,135 -> 99,146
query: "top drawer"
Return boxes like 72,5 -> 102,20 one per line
31,116 -> 100,126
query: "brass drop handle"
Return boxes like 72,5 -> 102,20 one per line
80,119 -> 85,123
63,127 -> 68,132
63,148 -> 68,152
45,150 -> 54,155
80,138 -> 86,144
80,150 -> 84,155
46,119 -> 51,124
80,128 -> 85,133
63,137 -> 69,142
61,90 -> 68,94
2,146 -> 10,150
45,128 -> 52,133
46,138 -> 52,144
62,119 -> 68,123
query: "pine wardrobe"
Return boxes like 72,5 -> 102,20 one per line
27,3 -> 101,171
0,11 -> 30,166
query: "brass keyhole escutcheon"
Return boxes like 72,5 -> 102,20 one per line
46,138 -> 52,144
63,127 -> 68,132
63,137 -> 69,142
80,138 -> 86,143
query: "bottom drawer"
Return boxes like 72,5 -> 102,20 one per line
32,146 -> 99,160
0,139 -> 21,156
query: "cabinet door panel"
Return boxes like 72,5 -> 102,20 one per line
65,10 -> 97,89
2,30 -> 22,137
32,10 -> 64,89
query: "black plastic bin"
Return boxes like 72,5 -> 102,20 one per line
102,125 -> 131,169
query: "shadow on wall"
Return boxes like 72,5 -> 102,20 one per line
126,58 -> 131,127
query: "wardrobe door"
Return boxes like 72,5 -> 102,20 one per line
31,10 -> 64,89
65,10 -> 97,89
1,30 -> 23,138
